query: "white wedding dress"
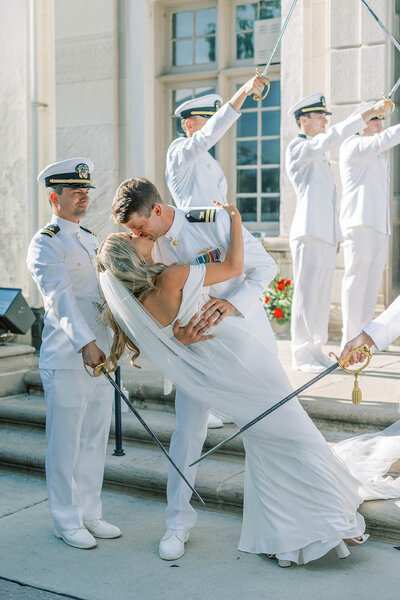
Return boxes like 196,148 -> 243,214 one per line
100,265 -> 400,565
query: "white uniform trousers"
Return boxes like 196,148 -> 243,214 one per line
40,369 -> 113,532
341,226 -> 389,348
290,236 -> 337,368
165,389 -> 209,530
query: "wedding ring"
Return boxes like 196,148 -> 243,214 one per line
216,309 -> 223,316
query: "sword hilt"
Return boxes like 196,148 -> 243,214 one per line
378,94 -> 395,118
329,344 -> 372,405
84,357 -> 118,377
253,69 -> 271,101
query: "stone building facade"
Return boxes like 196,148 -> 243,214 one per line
1,0 -> 399,338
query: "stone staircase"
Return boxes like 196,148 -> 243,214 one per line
1,345 -> 400,544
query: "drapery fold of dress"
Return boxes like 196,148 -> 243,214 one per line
99,268 -> 400,564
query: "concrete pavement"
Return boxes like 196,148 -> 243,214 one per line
1,471 -> 400,600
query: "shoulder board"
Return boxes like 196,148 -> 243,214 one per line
40,224 -> 60,238
80,225 -> 96,236
185,209 -> 216,223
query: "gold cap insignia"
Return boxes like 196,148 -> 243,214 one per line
76,163 -> 89,179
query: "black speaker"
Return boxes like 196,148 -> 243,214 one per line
0,288 -> 36,334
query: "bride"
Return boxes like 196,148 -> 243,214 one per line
96,201 -> 400,567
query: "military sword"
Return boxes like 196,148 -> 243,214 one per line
84,359 -> 205,505
360,0 -> 400,103
190,345 -> 372,467
254,0 -> 299,100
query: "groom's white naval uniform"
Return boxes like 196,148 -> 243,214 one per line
363,294 -> 400,352
285,93 -> 368,371
339,104 -> 400,347
153,206 -> 277,559
27,158 -> 119,549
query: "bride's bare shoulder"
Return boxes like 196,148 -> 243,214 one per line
157,264 -> 190,291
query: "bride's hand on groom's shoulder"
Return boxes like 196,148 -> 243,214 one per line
212,200 -> 241,222
173,314 -> 216,346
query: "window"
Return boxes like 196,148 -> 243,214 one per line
235,1 -> 281,60
235,80 -> 280,230
171,8 -> 217,66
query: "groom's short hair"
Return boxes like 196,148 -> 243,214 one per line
112,178 -> 164,223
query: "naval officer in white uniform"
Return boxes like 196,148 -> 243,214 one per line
167,75 -> 267,429
166,75 -> 266,211
339,102 -> 400,348
285,94 -> 391,372
111,177 -> 277,561
27,158 -> 121,549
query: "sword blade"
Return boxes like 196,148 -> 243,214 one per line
103,372 -> 205,505
261,0 -> 299,76
388,75 -> 400,99
360,0 -> 400,54
190,362 -> 339,467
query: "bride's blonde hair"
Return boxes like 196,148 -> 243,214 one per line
96,233 -> 166,365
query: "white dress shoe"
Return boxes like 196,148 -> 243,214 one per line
54,527 -> 97,549
313,351 -> 335,368
83,518 -> 121,539
335,541 -> 351,559
159,528 -> 189,560
207,413 -> 223,428
266,554 -> 291,568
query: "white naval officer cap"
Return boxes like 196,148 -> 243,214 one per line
37,157 -> 95,189
348,100 -> 384,121
175,94 -> 223,119
288,92 -> 332,119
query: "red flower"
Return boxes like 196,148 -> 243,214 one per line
286,279 -> 291,286
277,282 -> 286,291
273,307 -> 284,319
278,278 -> 285,284
264,296 -> 270,304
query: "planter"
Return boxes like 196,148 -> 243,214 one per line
269,319 -> 291,339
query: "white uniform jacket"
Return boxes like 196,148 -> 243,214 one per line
286,114 -> 366,245
165,103 -> 240,210
153,207 -> 277,352
364,295 -> 400,351
27,215 -> 111,370
339,124 -> 400,235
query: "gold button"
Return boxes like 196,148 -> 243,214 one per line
90,255 -> 93,259
77,263 -> 81,267
78,235 -> 81,239
172,240 -> 179,246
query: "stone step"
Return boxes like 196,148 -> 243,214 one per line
0,344 -> 38,397
23,367 -> 400,435
0,425 -> 399,545
1,394 -> 399,478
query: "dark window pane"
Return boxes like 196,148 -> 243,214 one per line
237,141 -> 257,165
236,3 -> 257,31
241,93 -> 258,110
262,110 -> 280,135
236,32 -> 254,59
261,139 -> 280,164
195,8 -> 216,35
195,37 -> 216,64
237,197 -> 257,221
262,80 -> 280,107
261,196 -> 280,222
237,169 -> 257,193
262,168 -> 280,193
173,40 -> 193,66
237,111 -> 257,137
173,89 -> 192,111
260,1 -> 281,20
173,12 -> 193,38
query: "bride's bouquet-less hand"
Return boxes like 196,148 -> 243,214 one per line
261,275 -> 293,325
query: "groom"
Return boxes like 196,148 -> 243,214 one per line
111,177 -> 277,560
